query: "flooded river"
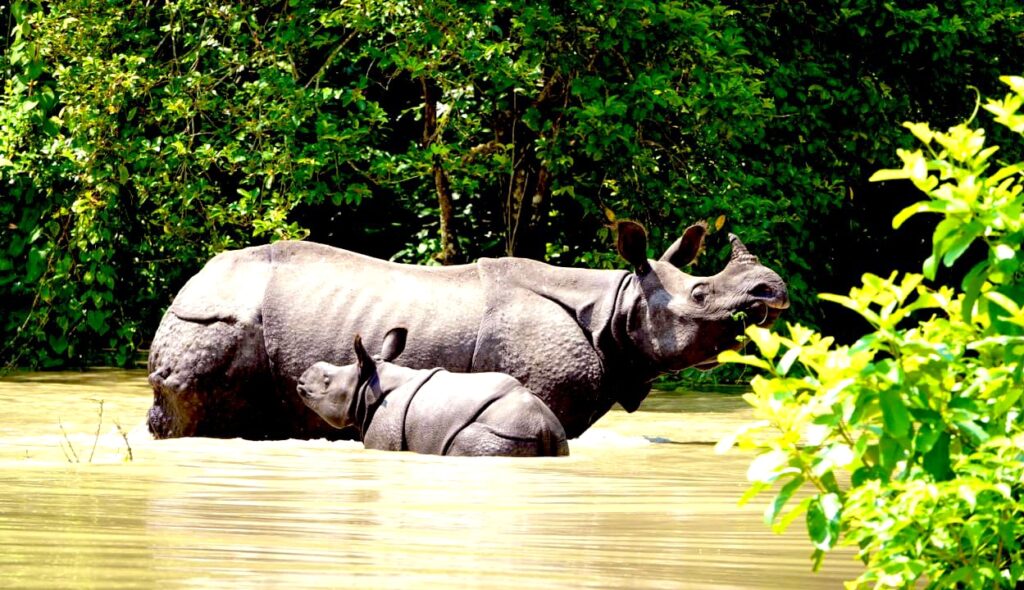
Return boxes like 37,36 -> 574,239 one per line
0,370 -> 859,588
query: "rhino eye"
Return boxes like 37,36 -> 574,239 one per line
691,284 -> 708,306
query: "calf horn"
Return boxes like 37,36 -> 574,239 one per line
728,234 -> 760,266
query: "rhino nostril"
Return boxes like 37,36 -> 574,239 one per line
749,282 -> 790,310
750,283 -> 776,299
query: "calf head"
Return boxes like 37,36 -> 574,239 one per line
297,328 -> 408,429
617,221 -> 789,372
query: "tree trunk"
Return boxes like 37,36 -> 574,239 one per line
421,77 -> 460,265
503,148 -> 550,260
499,76 -> 568,260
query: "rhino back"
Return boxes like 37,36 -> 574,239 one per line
401,371 -> 519,454
261,241 -> 486,388
170,244 -> 274,324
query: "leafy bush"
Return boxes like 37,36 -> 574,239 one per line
717,76 -> 1024,588
2,1 -> 1023,369
1,1 -> 332,366
1,0 -> 767,367
724,1 -> 1024,335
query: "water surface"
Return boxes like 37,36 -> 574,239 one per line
0,370 -> 859,588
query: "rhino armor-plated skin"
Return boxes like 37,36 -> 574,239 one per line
147,222 -> 789,440
296,330 -> 569,457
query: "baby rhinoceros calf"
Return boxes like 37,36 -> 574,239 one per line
297,328 -> 569,457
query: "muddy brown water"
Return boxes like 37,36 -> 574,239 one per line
0,369 -> 860,589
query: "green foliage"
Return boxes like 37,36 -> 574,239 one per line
321,0 -> 770,262
2,0 -> 350,366
717,77 -> 1024,588
2,1 -> 1024,368
1,0 -> 770,367
719,1 -> 1024,327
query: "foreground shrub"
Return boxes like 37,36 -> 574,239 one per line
718,76 -> 1024,588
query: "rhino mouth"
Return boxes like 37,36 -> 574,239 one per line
297,381 -> 320,402
692,301 -> 786,371
748,300 -> 785,327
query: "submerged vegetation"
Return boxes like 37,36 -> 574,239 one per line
58,398 -> 134,463
718,77 -> 1024,588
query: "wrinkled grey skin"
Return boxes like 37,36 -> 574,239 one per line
147,221 -> 789,440
298,328 -> 569,457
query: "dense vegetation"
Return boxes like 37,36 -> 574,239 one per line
2,1 -> 1023,368
719,77 -> 1024,588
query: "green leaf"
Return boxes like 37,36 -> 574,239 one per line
806,493 -> 841,551
903,121 -> 934,144
715,420 -> 769,455
940,224 -> 981,268
776,346 -> 801,376
955,419 -> 990,447
48,334 -> 68,355
810,548 -> 826,572
879,388 -> 911,440
86,310 -> 110,336
718,349 -> 771,370
892,201 -> 932,229
923,253 -> 939,281
960,260 -> 988,323
779,496 -> 815,534
746,326 -> 781,360
869,168 -> 911,182
765,475 -> 805,526
737,481 -> 771,507
26,247 -> 48,282
922,431 -> 951,481
985,290 -> 1022,316
879,436 -> 901,476
747,450 -> 796,483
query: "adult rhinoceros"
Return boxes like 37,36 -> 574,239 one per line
146,221 -> 788,440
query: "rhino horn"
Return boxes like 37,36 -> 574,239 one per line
728,233 -> 760,266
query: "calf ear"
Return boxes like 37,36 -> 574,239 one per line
354,334 -> 376,381
616,220 -> 650,274
659,222 -> 707,268
380,327 -> 408,362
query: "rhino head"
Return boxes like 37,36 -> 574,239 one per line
297,328 -> 408,431
616,221 -> 789,375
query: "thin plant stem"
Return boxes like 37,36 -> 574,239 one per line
114,420 -> 133,462
88,400 -> 104,463
58,418 -> 79,463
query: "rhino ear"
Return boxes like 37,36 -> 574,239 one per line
659,221 -> 707,268
379,327 -> 407,362
616,220 -> 650,274
353,334 -> 376,381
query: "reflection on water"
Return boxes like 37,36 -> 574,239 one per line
0,370 -> 860,589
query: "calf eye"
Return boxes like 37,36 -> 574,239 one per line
323,375 -> 330,388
